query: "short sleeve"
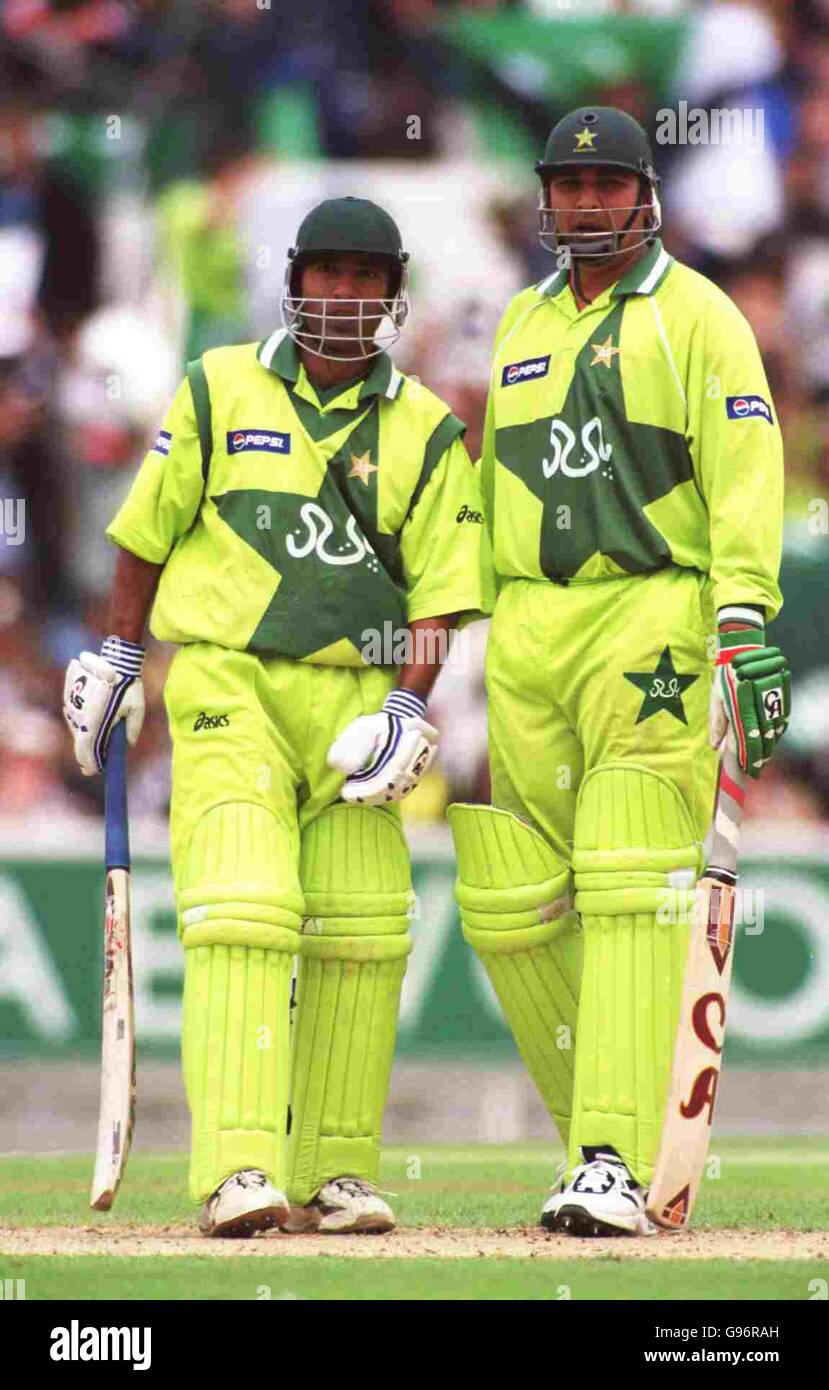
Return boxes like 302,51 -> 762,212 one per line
106,377 -> 204,564
400,430 -> 493,624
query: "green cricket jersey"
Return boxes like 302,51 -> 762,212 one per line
108,330 -> 488,664
482,238 -> 783,619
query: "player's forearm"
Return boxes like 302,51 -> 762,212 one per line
107,546 -> 164,643
397,615 -> 457,701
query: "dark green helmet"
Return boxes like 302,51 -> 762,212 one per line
289,196 -> 408,273
535,107 -> 661,260
283,196 -> 410,361
536,106 -> 659,183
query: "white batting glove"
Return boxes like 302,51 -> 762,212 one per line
63,636 -> 146,776
327,690 -> 438,806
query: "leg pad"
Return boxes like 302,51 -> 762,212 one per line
288,806 -> 412,1204
448,803 -> 582,1143
569,764 -> 703,1183
178,802 -> 302,1202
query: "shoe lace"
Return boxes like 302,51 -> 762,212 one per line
576,1162 -> 620,1193
323,1177 -> 398,1201
231,1170 -> 268,1192
327,1177 -> 376,1198
571,1155 -> 641,1198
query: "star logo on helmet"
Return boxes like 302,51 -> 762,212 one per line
574,127 -> 596,150
348,450 -> 378,485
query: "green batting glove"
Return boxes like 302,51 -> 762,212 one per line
728,646 -> 791,777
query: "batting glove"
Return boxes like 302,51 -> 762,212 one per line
327,689 -> 438,806
709,629 -> 791,779
63,635 -> 146,776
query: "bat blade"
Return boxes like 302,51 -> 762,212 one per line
90,722 -> 136,1211
646,747 -> 745,1231
646,872 -> 736,1229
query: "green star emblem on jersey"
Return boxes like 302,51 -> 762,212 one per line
212,405 -> 408,660
494,300 -> 694,581
624,645 -> 698,725
213,478 -> 406,659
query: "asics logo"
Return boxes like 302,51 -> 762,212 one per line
193,712 -> 230,731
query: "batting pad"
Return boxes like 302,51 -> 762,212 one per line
571,763 -> 704,1185
288,805 -> 412,1205
448,804 -> 582,1145
179,802 -> 303,1202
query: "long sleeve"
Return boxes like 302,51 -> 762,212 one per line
686,293 -> 784,620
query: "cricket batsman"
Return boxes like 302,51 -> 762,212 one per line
63,197 -> 487,1237
449,108 -> 791,1236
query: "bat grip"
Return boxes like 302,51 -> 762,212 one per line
706,740 -> 746,880
104,721 -> 131,871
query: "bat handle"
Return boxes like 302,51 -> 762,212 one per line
707,740 -> 746,881
105,721 -> 131,872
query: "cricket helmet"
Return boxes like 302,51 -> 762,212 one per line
535,106 -> 662,259
281,196 -> 410,360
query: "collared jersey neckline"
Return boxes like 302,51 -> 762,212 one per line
536,238 -> 673,316
257,328 -> 404,414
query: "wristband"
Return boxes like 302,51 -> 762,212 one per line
384,689 -> 427,721
717,605 -> 764,632
101,635 -> 145,679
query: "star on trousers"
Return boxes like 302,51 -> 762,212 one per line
624,645 -> 698,725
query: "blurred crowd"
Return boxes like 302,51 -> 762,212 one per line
1,0 -> 828,829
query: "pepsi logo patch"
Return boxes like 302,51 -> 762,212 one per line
501,355 -> 551,387
726,395 -> 773,424
227,429 -> 291,455
152,429 -> 172,456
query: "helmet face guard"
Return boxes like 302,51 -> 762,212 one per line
538,173 -> 662,261
535,104 -> 662,262
280,255 -> 410,361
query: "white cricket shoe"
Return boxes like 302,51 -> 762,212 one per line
541,1146 -> 657,1237
199,1169 -> 289,1238
282,1177 -> 395,1234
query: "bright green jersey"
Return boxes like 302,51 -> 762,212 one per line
108,331 -> 488,664
482,238 -> 783,619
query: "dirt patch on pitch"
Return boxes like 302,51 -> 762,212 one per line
1,1226 -> 826,1261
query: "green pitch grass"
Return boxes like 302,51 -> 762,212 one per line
1,1138 -> 827,1230
0,1255 -> 823,1302
0,1140 -> 827,1301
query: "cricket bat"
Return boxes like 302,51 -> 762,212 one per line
90,720 -> 136,1211
646,740 -> 746,1230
